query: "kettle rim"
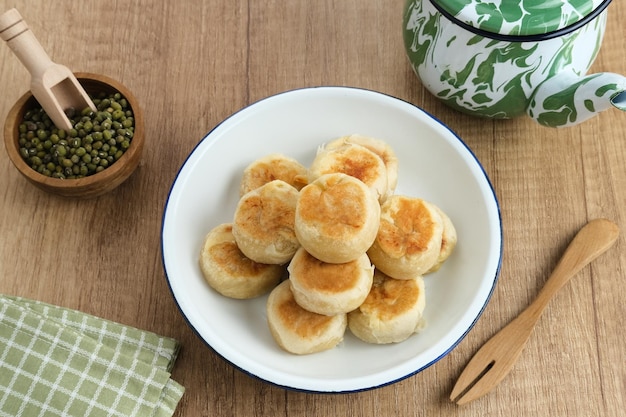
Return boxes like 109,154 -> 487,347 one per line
428,0 -> 613,42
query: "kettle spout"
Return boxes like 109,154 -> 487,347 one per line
527,72 -> 626,127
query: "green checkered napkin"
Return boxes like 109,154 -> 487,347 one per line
0,294 -> 184,417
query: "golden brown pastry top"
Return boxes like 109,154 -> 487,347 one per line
289,249 -> 363,293
377,197 -> 439,258
358,272 -> 422,321
297,173 -> 370,239
235,180 -> 298,244
310,143 -> 388,200
275,283 -> 338,338
209,241 -> 273,277
240,153 -> 308,195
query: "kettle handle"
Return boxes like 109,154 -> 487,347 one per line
528,71 -> 626,127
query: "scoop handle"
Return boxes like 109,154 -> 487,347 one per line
0,8 -> 54,78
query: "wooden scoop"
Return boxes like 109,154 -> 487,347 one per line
0,8 -> 95,131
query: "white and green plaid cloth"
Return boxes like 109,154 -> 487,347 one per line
0,294 -> 184,417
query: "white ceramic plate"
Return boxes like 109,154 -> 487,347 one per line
161,87 -> 502,392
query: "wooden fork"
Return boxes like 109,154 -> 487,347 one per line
450,218 -> 619,405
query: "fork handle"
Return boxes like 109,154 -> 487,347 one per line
521,219 -> 619,327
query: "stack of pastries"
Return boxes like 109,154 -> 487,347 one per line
199,134 -> 457,355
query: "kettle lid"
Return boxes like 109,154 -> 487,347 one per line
430,0 -> 611,40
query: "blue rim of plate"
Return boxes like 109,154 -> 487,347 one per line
160,86 -> 503,393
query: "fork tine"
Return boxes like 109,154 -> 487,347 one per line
449,359 -> 494,403
453,357 -> 515,405
450,327 -> 529,405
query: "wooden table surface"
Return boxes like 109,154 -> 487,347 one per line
1,1 -> 625,416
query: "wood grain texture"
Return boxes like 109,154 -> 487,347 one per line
1,1 -> 624,416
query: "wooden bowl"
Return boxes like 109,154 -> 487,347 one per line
3,72 -> 144,198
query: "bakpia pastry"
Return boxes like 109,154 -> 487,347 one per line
426,205 -> 457,273
295,173 -> 380,264
266,280 -> 347,355
308,141 -> 389,202
288,247 -> 374,316
197,136 -> 458,354
233,180 -> 300,264
199,223 -> 284,299
239,153 -> 308,196
325,134 -> 398,201
348,271 -> 426,344
367,195 -> 443,278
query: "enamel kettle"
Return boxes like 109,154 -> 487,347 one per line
403,0 -> 626,127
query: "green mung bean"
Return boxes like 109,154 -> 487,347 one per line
17,91 -> 134,179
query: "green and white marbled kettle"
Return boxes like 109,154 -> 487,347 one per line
403,0 -> 626,127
